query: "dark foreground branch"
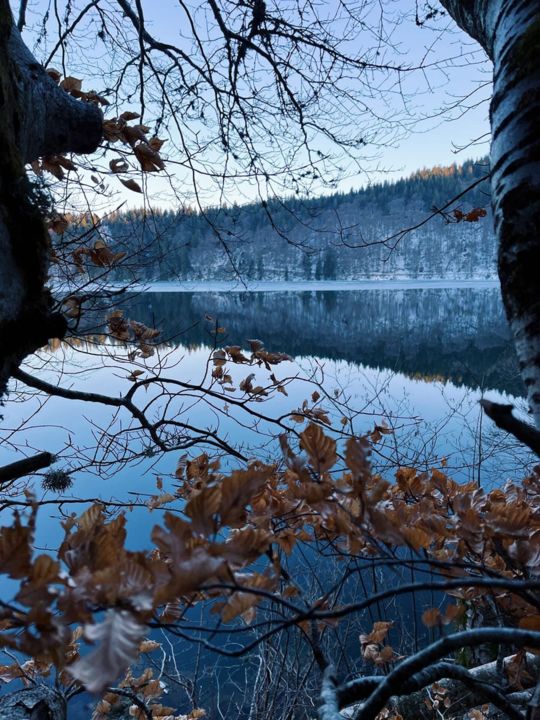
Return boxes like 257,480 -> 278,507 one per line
0,452 -> 54,485
354,628 -> 540,720
480,399 -> 540,457
13,367 -> 247,460
318,629 -> 540,720
338,656 -> 537,720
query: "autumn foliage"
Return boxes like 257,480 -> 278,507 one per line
0,422 -> 538,716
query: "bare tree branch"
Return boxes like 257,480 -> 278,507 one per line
0,452 -> 55,485
353,628 -> 540,720
480,399 -> 540,457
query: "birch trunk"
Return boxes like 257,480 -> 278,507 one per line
439,0 -> 540,428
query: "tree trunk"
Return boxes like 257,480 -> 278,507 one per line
338,653 -> 540,719
0,0 -> 102,397
439,0 -> 540,428
0,4 -> 102,702
0,686 -> 66,719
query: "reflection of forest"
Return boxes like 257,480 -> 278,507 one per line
118,288 -> 521,397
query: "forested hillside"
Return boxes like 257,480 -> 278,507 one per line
97,158 -> 494,282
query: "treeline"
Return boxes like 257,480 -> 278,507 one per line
81,158 -> 496,281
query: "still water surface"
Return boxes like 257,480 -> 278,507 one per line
2,286 -> 533,546
0,285 -> 535,716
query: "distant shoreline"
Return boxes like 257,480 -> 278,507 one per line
53,278 -> 500,293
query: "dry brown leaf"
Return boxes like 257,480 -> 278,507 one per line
422,608 -> 441,627
120,178 -> 143,193
69,610 -> 146,694
299,424 -> 337,473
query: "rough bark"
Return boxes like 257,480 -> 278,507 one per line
338,652 -> 540,720
0,5 -> 102,706
439,0 -> 540,430
0,0 -> 102,397
0,686 -> 67,719
390,654 -> 536,720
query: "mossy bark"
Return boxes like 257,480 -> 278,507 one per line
0,4 -> 102,712
0,0 -> 102,396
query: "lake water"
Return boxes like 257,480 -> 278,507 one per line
3,286 -> 534,525
0,285 -> 535,716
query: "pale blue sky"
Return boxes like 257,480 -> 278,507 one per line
17,0 -> 491,209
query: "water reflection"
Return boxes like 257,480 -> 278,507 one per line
7,287 -> 528,488
0,286 -> 535,719
4,286 -> 527,494
120,288 -> 521,396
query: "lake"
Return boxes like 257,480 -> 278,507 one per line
0,284 -> 535,716
3,285 -> 533,527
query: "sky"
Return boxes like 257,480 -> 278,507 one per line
16,0 -> 492,210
